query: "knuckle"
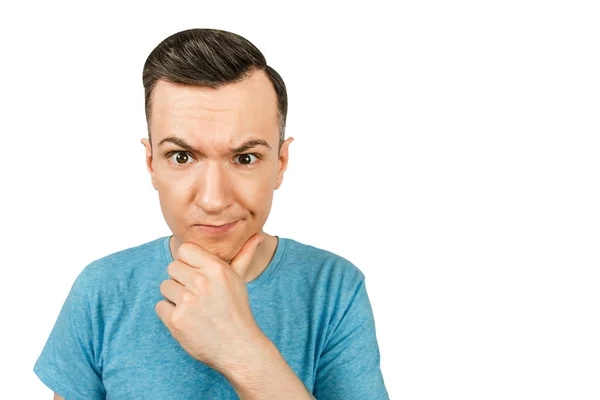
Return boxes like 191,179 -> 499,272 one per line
213,263 -> 227,278
180,291 -> 195,304
191,275 -> 205,289
170,313 -> 184,330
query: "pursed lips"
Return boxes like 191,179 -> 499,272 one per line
196,221 -> 237,227
192,221 -> 239,233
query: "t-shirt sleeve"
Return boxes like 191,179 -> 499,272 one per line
313,271 -> 389,400
33,267 -> 106,400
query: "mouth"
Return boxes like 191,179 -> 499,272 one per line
193,221 -> 238,234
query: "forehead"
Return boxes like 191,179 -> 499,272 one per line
149,70 -> 279,144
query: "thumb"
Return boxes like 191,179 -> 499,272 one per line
230,234 -> 264,279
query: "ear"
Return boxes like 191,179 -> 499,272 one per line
141,138 -> 158,191
275,137 -> 293,190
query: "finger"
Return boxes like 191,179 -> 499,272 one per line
160,279 -> 184,305
176,242 -> 221,269
155,299 -> 175,324
167,261 -> 196,287
230,234 -> 264,279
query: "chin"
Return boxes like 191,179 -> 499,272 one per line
188,236 -> 240,261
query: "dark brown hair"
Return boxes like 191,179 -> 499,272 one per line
142,28 -> 288,152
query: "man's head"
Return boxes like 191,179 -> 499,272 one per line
140,28 -> 293,263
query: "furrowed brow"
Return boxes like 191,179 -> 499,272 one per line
230,138 -> 272,153
158,137 -> 197,153
157,136 -> 272,155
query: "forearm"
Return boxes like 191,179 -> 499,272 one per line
223,334 -> 313,400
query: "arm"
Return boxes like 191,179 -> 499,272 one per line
53,394 -> 65,400
33,266 -> 106,399
222,332 -> 313,400
313,274 -> 389,399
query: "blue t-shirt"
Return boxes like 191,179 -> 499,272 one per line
34,235 -> 389,399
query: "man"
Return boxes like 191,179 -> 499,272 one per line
34,28 -> 389,399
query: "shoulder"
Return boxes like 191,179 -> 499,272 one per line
73,236 -> 168,291
280,237 -> 365,285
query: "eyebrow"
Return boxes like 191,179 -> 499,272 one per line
157,136 -> 272,155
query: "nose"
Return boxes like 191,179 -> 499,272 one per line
194,160 -> 234,214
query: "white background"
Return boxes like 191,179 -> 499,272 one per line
1,0 -> 599,399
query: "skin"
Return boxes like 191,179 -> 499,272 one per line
53,69 -> 309,400
140,69 -> 293,284
139,70 -> 312,398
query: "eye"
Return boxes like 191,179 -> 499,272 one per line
233,153 -> 261,166
166,151 -> 194,166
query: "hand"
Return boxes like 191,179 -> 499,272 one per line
155,233 -> 266,373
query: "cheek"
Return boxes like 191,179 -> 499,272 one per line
156,175 -> 194,204
234,177 -> 275,209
